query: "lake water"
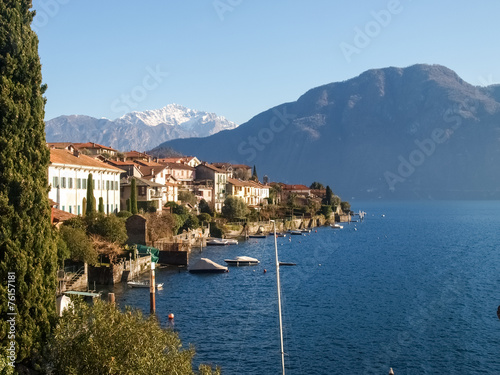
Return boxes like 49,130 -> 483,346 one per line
113,201 -> 500,374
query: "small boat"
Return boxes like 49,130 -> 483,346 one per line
207,239 -> 229,246
225,239 -> 239,245
188,258 -> 228,273
331,223 -> 343,229
269,232 -> 286,237
300,229 -> 311,233
224,256 -> 260,266
289,230 -> 304,235
127,280 -> 164,289
279,262 -> 296,266
248,234 -> 267,238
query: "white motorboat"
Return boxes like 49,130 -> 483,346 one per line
127,280 -> 164,289
224,256 -> 260,266
207,239 -> 229,246
331,223 -> 343,229
225,239 -> 239,245
289,230 -> 303,235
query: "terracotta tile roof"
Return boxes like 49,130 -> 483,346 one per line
52,207 -> 77,223
196,163 -> 228,174
282,184 -> 310,191
73,142 -> 118,152
106,160 -> 136,166
120,176 -> 164,188
50,149 -> 123,172
157,157 -> 184,163
124,151 -> 151,158
227,178 -> 247,187
158,161 -> 195,171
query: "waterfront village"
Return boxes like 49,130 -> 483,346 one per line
48,141 -> 354,295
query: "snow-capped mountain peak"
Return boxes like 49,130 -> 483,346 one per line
45,104 -> 239,152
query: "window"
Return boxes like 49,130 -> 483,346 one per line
62,205 -> 65,211
106,181 -> 110,190
61,177 -> 66,188
98,181 -> 100,190
82,179 -> 87,189
115,181 -> 118,190
69,206 -> 72,213
78,205 -> 81,215
53,176 -> 59,188
68,178 -> 73,189
77,178 -> 81,189
139,186 -> 146,196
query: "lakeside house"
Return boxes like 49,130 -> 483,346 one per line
157,156 -> 201,168
120,176 -> 166,212
226,178 -> 270,208
195,163 -> 231,212
48,148 -> 122,215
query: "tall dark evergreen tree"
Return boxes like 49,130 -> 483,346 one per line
0,0 -> 58,364
130,178 -> 138,215
324,185 -> 333,206
86,173 -> 95,216
98,197 -> 104,214
251,165 -> 258,182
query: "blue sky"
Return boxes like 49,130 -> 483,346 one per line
33,0 -> 500,125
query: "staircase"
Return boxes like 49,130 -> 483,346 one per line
65,267 -> 85,290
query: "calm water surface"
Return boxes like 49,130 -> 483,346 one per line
113,201 -> 500,374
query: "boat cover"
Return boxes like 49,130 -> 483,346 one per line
189,258 -> 228,272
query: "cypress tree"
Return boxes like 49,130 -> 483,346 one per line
251,165 -> 258,182
86,173 -> 95,216
126,198 -> 131,212
130,178 -> 138,215
82,197 -> 87,216
324,186 -> 333,206
98,197 -> 104,214
0,0 -> 58,364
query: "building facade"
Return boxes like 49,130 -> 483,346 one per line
48,148 -> 122,215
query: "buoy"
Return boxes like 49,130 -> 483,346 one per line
168,313 -> 174,320
315,230 -> 317,233
263,269 -> 267,273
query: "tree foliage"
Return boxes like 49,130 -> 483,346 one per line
324,185 -> 333,206
221,196 -> 249,221
48,298 -> 220,375
98,197 -> 104,214
86,173 -> 95,216
178,190 -> 197,206
341,201 -> 351,213
130,178 -> 138,215
87,214 -> 128,245
199,199 -> 213,216
60,226 -> 97,265
310,181 -> 325,190
146,213 -> 179,244
0,0 -> 58,364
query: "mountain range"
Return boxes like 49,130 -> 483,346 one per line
45,104 -> 238,152
153,64 -> 500,199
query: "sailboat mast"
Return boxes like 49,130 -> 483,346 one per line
272,220 -> 285,374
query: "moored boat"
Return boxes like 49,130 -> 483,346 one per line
127,280 -> 164,289
289,230 -> 303,235
207,239 -> 229,246
188,258 -> 228,273
331,223 -> 343,229
248,234 -> 267,238
224,256 -> 260,266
